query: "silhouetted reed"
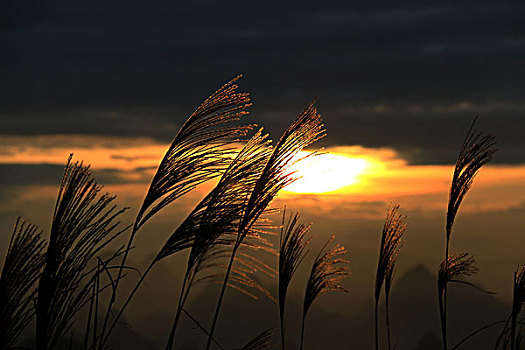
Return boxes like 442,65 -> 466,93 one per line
439,117 -> 496,350
160,128 -> 273,349
301,235 -> 349,350
36,155 -> 128,350
3,76 -> 516,350
100,75 -> 253,347
438,252 -> 479,292
448,268 -> 522,349
206,100 -> 325,350
279,211 -> 311,349
102,128 -> 273,349
0,218 -> 46,350
374,204 -> 406,350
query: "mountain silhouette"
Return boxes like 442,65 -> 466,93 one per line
20,264 -> 508,349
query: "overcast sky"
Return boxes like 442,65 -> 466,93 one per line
1,0 -> 524,164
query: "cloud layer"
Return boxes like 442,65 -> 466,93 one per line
1,0 -> 524,163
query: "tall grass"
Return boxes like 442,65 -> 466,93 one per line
161,129 -> 274,349
99,75 -> 253,347
4,77 -> 521,350
301,235 -> 349,350
439,117 -> 496,350
374,204 -> 406,350
36,155 -> 128,350
0,218 -> 46,350
279,211 -> 311,349
205,100 -> 325,350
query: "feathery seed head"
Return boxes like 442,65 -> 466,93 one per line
375,204 -> 406,302
136,75 -> 253,230
239,101 -> 325,244
438,252 -> 478,293
0,219 -> 46,350
303,235 -> 349,317
446,118 -> 496,239
278,211 -> 311,325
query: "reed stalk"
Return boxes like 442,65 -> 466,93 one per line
279,211 -> 311,349
374,204 -> 406,350
206,101 -> 325,350
99,75 -> 252,348
439,117 -> 496,350
301,235 -> 349,350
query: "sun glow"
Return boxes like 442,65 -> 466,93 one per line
284,152 -> 368,194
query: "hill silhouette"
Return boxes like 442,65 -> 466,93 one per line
34,264 -> 504,349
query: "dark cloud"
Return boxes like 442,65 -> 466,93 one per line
1,0 -> 524,164
0,163 -> 64,186
0,163 -> 151,186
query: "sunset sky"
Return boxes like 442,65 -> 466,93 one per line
1,0 -> 524,348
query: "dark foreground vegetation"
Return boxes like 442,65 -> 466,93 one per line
0,77 -> 523,350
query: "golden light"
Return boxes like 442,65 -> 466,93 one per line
284,152 -> 368,194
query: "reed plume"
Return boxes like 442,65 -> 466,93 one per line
374,204 -> 406,350
279,211 -> 311,349
157,129 -> 272,264
0,218 -> 46,350
440,117 -> 496,350
100,75 -> 253,346
446,117 -> 497,241
438,253 -> 479,292
36,155 -> 128,350
136,75 -> 253,230
438,252 -> 479,350
206,100 -> 325,350
159,129 -> 273,349
301,235 -> 349,350
103,129 -> 272,349
190,243 -> 276,301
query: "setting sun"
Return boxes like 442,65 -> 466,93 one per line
284,152 -> 368,194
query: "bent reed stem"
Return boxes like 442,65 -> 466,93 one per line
100,254 -> 153,348
206,244 -> 239,350
165,269 -> 191,350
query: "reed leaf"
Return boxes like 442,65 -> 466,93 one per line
36,155 -> 128,350
301,235 -> 349,349
279,211 -> 311,348
0,218 -> 46,350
